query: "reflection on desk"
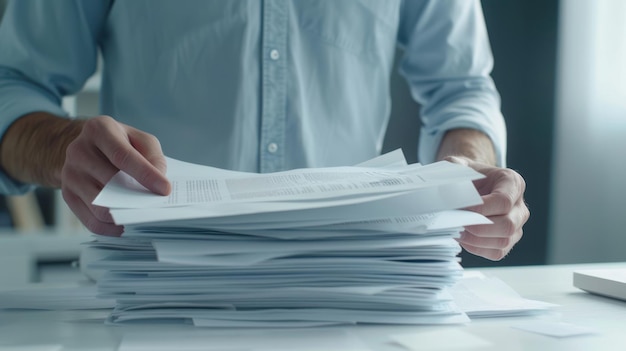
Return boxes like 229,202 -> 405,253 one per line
1,263 -> 625,351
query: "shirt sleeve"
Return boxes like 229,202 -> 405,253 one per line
0,0 -> 110,194
397,0 -> 507,167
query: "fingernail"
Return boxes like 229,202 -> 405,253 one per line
154,178 -> 171,195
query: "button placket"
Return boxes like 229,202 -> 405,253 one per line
259,0 -> 288,173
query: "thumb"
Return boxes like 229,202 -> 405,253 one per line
442,155 -> 471,167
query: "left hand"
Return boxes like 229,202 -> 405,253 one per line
446,156 -> 530,260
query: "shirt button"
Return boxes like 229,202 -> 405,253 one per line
267,142 -> 278,153
270,49 -> 280,60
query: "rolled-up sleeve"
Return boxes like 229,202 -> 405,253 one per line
0,0 -> 109,194
397,0 -> 507,167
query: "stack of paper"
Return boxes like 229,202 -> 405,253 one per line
87,150 -> 490,326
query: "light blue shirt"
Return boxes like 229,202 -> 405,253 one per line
0,0 -> 506,194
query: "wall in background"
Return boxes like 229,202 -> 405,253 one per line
548,0 -> 626,263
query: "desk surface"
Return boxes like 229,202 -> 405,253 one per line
1,262 -> 625,351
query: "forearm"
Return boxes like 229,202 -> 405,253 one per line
436,128 -> 497,166
0,112 -> 85,188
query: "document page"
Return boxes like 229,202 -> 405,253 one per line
86,149 -> 489,327
94,157 -> 483,209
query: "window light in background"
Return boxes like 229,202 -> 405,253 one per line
549,0 -> 626,263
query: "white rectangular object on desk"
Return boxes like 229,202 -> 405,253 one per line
573,268 -> 626,301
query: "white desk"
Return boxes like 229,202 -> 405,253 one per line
1,263 -> 625,351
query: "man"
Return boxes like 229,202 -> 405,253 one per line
0,0 -> 528,260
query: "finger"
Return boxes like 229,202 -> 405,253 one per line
466,171 -> 526,216
460,242 -> 509,261
62,160 -> 117,224
73,182 -> 115,223
65,137 -> 121,188
444,157 -> 526,215
65,146 -> 119,195
85,148 -> 125,189
459,229 -> 522,250
464,201 -> 529,238
91,119 -> 170,195
62,188 -> 123,236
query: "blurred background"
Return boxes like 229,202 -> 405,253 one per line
0,0 -> 624,284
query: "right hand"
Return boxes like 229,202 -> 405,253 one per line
61,115 -> 171,236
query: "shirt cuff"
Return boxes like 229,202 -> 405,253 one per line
418,116 -> 507,168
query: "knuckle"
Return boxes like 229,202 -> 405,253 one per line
496,236 -> 512,249
110,146 -> 132,168
82,115 -> 116,138
523,204 -> 531,221
64,142 -> 87,168
495,192 -> 515,213
93,114 -> 115,125
145,133 -> 160,147
499,168 -> 523,186
506,169 -> 527,198
501,216 -> 517,237
65,139 -> 89,165
494,167 -> 512,179
517,173 -> 527,192
82,117 -> 102,135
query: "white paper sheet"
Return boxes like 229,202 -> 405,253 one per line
110,180 -> 482,225
510,321 -> 598,338
88,150 -> 486,326
450,272 -> 557,317
94,157 -> 482,210
390,329 -> 491,351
